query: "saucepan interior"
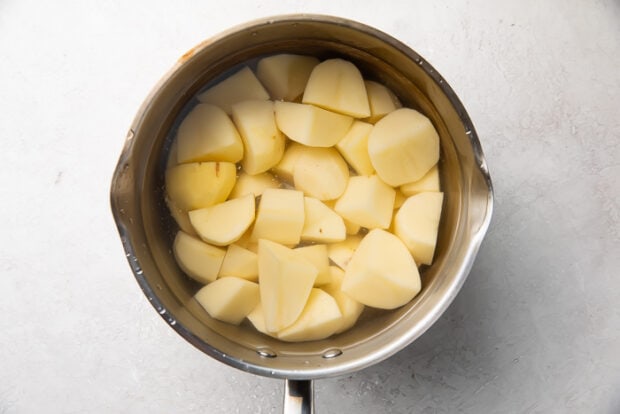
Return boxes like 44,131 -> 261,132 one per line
110,15 -> 493,380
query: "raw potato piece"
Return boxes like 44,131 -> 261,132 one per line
334,175 -> 395,229
246,302 -> 276,337
294,147 -> 349,200
197,66 -> 269,114
327,235 -> 363,270
393,192 -> 444,265
364,80 -> 402,124
368,108 -> 440,186
165,162 -> 236,211
173,231 -> 226,284
165,196 -> 197,236
301,197 -> 346,243
256,54 -> 320,101
258,239 -> 318,332
323,266 -> 364,334
295,244 -> 332,286
176,104 -> 244,164
189,194 -> 255,246
251,188 -> 305,245
272,142 -> 305,184
342,229 -> 421,309
194,277 -> 260,325
277,289 -> 343,342
335,120 -> 375,176
229,171 -> 280,199
274,101 -> 353,147
218,244 -> 258,281
400,165 -> 440,196
302,59 -> 370,118
232,100 -> 286,175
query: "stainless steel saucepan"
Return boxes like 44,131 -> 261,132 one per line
110,15 -> 493,413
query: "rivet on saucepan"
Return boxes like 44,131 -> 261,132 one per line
256,347 -> 277,358
322,349 -> 343,359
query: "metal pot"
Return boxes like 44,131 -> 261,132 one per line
110,14 -> 493,413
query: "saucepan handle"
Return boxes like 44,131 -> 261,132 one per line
283,379 -> 314,414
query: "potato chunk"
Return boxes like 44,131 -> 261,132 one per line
327,235 -> 363,270
189,194 -> 255,246
364,80 -> 402,123
271,142 -> 305,184
393,192 -> 444,265
229,171 -> 280,199
256,54 -> 320,101
301,197 -> 346,243
334,175 -> 395,229
197,66 -> 269,114
258,239 -> 318,332
294,244 -> 331,286
293,147 -> 349,200
173,231 -> 226,284
218,244 -> 258,281
400,165 -> 440,196
277,289 -> 343,342
342,229 -> 421,309
165,196 -> 197,236
335,120 -> 375,176
302,59 -> 370,118
165,162 -> 236,211
323,266 -> 364,334
176,103 -> 243,164
274,101 -> 353,147
194,277 -> 259,325
251,188 -> 305,245
231,100 -> 285,174
368,108 -> 440,186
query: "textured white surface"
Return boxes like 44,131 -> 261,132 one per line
1,0 -> 619,413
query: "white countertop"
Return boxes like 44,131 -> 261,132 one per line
1,1 -> 619,413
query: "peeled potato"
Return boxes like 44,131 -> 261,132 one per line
294,244 -> 331,286
256,54 -> 320,101
251,188 -> 305,245
277,288 -> 343,342
258,239 -> 318,332
165,162 -> 236,211
189,194 -> 255,246
246,302 -> 276,337
335,120 -> 375,176
173,231 -> 226,284
368,108 -> 440,186
229,171 -> 280,199
301,197 -> 346,243
165,196 -> 197,236
302,59 -> 370,118
334,175 -> 395,229
197,66 -> 269,114
342,229 -> 421,309
271,142 -> 306,184
327,235 -> 363,270
323,266 -> 364,334
176,103 -> 244,164
218,244 -> 258,281
400,165 -> 440,196
393,192 -> 444,265
194,277 -> 259,325
364,80 -> 402,124
274,101 -> 353,147
231,100 -> 285,175
293,147 -> 349,200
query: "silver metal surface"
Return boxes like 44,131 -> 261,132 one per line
284,380 -> 313,414
110,15 -> 493,384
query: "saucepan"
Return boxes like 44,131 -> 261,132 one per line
110,14 -> 493,413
